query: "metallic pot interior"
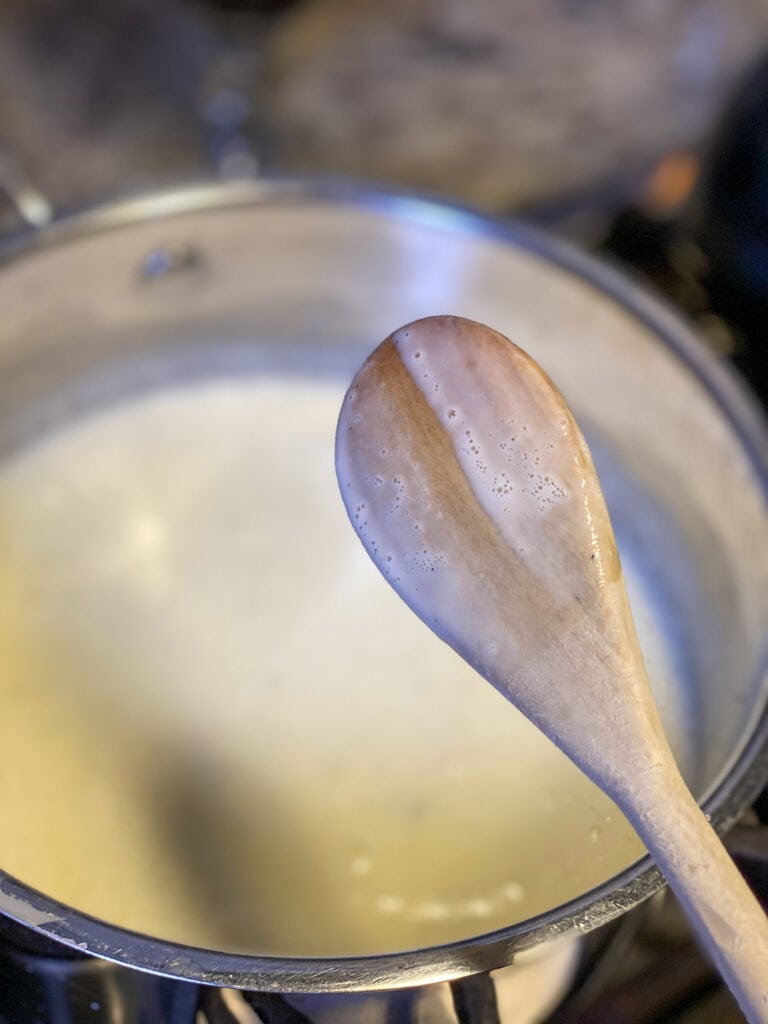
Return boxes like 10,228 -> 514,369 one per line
0,181 -> 765,993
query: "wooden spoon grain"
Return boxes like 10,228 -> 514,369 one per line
335,315 -> 768,1023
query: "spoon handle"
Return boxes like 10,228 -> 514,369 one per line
625,764 -> 768,1024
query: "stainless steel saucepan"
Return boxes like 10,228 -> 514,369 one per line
0,178 -> 765,1022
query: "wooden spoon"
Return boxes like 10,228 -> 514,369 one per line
335,315 -> 768,1023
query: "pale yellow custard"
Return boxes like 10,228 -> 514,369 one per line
0,375 -> 692,955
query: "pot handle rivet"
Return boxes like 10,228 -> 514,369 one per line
139,242 -> 203,281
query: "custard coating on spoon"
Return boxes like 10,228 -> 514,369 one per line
336,315 -> 664,804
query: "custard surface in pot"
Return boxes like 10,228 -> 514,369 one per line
0,374 -> 693,956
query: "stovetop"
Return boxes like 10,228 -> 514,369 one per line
1,10 -> 767,1019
